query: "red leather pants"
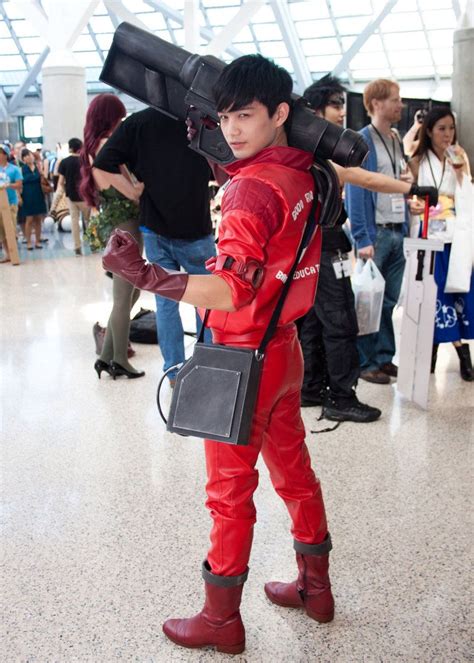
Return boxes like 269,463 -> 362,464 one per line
205,324 -> 328,576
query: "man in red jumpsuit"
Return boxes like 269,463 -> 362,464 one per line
103,54 -> 334,655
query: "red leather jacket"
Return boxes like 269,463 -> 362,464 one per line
208,145 -> 321,346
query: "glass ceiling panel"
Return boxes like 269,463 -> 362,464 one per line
288,2 -> 330,20
252,23 -> 281,41
26,54 -> 42,67
381,12 -> 424,32
3,1 -> 26,19
259,41 -> 289,58
232,26 -> 254,42
0,55 -> 26,70
422,9 -> 457,29
295,20 -> 335,39
202,0 -> 241,6
428,29 -> 455,46
140,12 -> 168,31
122,0 -> 155,12
307,54 -> 343,72
206,7 -> 241,26
95,33 -> 114,50
8,19 -> 40,38
0,21 -> 10,39
0,37 -> 19,54
392,65 -> 436,77
358,34 -> 384,52
74,35 -> 96,52
329,0 -> 372,17
382,32 -> 428,50
89,15 -> 115,33
351,52 -> 389,70
301,38 -> 341,57
336,16 -> 372,35
250,5 -> 276,23
19,37 -> 44,53
418,0 -> 454,9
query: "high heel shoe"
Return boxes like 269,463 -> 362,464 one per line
109,361 -> 145,380
94,359 -> 112,379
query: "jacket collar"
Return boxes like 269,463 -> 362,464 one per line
224,145 -> 313,177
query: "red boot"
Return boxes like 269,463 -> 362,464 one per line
162,561 -> 247,654
264,533 -> 334,623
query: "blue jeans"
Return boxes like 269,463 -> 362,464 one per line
143,230 -> 216,379
357,227 -> 406,372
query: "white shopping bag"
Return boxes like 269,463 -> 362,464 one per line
351,258 -> 386,336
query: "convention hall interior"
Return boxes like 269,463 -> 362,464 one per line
1,0 -> 472,661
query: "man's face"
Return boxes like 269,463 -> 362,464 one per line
319,94 -> 345,126
218,100 -> 289,160
373,85 -> 403,123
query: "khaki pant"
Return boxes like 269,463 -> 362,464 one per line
67,199 -> 91,250
0,203 -> 18,244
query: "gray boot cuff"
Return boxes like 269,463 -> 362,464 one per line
293,533 -> 332,556
202,560 -> 249,587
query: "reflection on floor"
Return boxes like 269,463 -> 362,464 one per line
1,248 -> 472,662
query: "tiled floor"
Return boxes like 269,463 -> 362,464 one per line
1,244 -> 472,662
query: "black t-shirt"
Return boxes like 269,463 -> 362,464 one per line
93,109 -> 213,239
321,206 -> 352,253
58,155 -> 82,201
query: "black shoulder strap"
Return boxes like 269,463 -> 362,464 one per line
257,170 -> 319,356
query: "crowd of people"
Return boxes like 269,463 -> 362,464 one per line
1,53 -> 472,654
0,137 -> 92,259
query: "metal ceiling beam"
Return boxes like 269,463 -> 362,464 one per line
0,87 -> 10,121
104,1 -> 149,31
142,0 -> 244,59
326,0 -> 354,86
87,22 -> 105,63
416,0 -> 440,85
269,0 -> 312,92
8,48 -> 50,114
332,0 -> 399,77
184,0 -> 200,52
204,0 -> 266,56
452,0 -> 461,20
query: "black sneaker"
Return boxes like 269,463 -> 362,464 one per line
322,396 -> 381,423
301,389 -> 327,408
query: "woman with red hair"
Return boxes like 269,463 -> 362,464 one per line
80,93 -> 145,379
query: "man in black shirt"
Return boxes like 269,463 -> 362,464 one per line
299,76 -> 381,423
58,138 -> 91,256
93,108 -> 215,385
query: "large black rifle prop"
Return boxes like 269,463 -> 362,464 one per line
100,22 -> 369,226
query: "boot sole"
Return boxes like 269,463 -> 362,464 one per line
323,410 -> 381,423
306,607 -> 335,623
163,629 -> 245,655
265,587 -> 334,623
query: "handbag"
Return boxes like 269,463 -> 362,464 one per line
40,175 -> 53,195
162,180 -> 320,445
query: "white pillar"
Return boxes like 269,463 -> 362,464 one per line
42,57 -> 87,150
452,3 -> 474,173
21,0 -> 97,149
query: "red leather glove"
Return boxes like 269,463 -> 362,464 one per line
102,229 -> 188,301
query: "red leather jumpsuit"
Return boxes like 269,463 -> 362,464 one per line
205,146 -> 328,576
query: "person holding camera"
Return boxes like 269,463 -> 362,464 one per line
403,108 -> 427,158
